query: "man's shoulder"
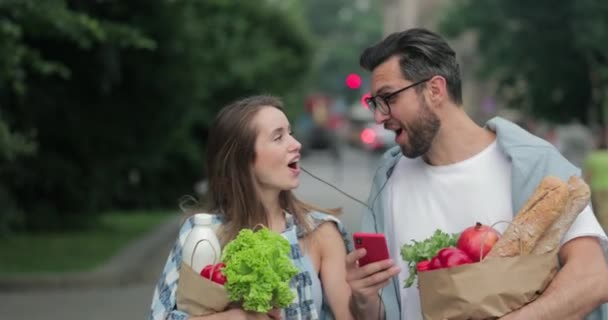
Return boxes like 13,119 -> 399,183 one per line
487,117 -> 581,204
375,146 -> 402,174
487,117 -> 557,156
381,145 -> 402,160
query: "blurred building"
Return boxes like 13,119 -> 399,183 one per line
381,0 -> 499,123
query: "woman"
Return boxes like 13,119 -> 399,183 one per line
148,95 -> 353,320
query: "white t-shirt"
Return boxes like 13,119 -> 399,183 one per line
389,141 -> 608,320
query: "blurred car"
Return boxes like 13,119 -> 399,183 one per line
346,104 -> 396,152
294,113 -> 341,157
360,123 -> 396,152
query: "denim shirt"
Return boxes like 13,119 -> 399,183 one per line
360,117 -> 607,319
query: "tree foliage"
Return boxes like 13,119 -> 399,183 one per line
440,0 -> 608,125
302,0 -> 383,101
0,0 -> 313,232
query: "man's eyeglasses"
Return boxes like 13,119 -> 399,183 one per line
365,78 -> 432,115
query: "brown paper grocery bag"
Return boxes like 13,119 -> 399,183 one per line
418,250 -> 558,320
176,262 -> 230,316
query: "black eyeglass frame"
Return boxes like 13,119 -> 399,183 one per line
365,77 -> 432,115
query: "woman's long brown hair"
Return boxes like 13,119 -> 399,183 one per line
203,95 -> 338,245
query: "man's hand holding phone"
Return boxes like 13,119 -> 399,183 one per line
346,233 -> 400,320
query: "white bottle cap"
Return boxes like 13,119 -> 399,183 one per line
193,213 -> 213,226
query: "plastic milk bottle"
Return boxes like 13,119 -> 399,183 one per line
181,213 -> 221,273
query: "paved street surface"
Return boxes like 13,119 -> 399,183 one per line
295,145 -> 383,234
0,232 -> 175,320
0,145 -> 383,320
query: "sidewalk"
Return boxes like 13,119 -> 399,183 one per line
0,214 -> 182,291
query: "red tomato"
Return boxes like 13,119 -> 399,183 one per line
416,260 -> 432,272
436,247 -> 473,268
429,256 -> 443,270
212,269 -> 227,285
200,264 -> 214,279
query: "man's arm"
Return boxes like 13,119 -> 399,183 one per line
348,292 -> 384,320
502,236 -> 608,320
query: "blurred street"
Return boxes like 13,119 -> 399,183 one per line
296,145 -> 384,234
0,146 -> 382,320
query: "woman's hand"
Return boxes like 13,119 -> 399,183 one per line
265,308 -> 282,319
228,308 -> 282,320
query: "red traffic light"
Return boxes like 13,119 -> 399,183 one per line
346,73 -> 362,89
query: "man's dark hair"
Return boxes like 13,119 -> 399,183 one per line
360,28 -> 462,105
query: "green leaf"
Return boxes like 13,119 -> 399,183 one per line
400,230 -> 459,288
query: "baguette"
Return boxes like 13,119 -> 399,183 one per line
487,176 -> 569,257
531,176 -> 591,254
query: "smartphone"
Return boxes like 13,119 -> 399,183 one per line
353,232 -> 390,267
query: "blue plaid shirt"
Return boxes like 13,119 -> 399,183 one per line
148,211 -> 351,320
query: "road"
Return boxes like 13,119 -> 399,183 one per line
0,146 -> 383,320
295,145 -> 382,234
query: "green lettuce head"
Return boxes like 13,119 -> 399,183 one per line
221,227 -> 299,312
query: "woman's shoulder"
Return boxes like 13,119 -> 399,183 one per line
301,211 -> 352,251
307,211 -> 342,227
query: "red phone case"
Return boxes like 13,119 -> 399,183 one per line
353,232 -> 390,267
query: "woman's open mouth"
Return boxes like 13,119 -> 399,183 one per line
288,159 -> 300,174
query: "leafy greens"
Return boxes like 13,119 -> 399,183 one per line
400,229 -> 459,288
222,227 -> 299,312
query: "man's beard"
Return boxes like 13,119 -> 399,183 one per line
400,96 -> 440,158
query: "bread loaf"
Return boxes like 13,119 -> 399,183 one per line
487,176 -> 569,258
531,176 -> 591,254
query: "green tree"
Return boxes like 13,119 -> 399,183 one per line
302,0 -> 383,102
0,0 -> 154,232
440,0 -> 608,125
572,0 -> 608,126
0,0 -> 313,232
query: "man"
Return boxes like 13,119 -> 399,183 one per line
346,28 -> 608,320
